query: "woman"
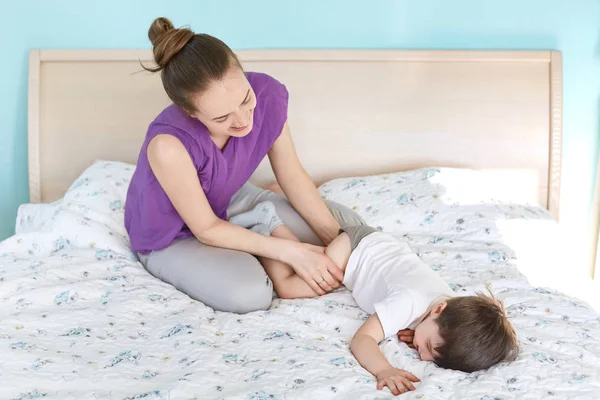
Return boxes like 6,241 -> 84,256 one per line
124,17 -> 364,313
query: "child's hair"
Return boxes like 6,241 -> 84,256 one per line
433,292 -> 519,372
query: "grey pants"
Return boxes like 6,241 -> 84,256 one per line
341,225 -> 378,251
139,183 -> 365,314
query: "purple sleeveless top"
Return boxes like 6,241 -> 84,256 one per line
124,72 -> 289,253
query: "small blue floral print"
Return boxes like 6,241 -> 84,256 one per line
52,237 -> 72,253
148,294 -> 166,303
109,200 -> 123,211
54,290 -> 78,305
247,392 -> 280,400
488,251 -> 507,263
14,390 -> 48,399
397,193 -> 412,205
100,291 -> 111,304
10,342 -> 35,350
106,350 -> 141,368
264,331 -> 293,341
123,391 -> 162,400
161,324 -> 193,338
30,359 -> 52,370
421,168 -> 440,179
70,177 -> 89,189
569,373 -> 588,384
61,327 -> 90,337
532,352 -> 557,364
329,356 -> 356,368
141,371 -> 159,380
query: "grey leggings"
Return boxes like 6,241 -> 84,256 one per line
139,183 -> 365,314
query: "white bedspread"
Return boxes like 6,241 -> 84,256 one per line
1,162 -> 599,400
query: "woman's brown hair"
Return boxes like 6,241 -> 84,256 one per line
143,17 -> 242,113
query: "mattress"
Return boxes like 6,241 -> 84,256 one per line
1,161 -> 599,400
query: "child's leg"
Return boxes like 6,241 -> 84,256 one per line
263,225 -> 320,299
230,201 -> 353,299
264,227 -> 353,299
229,201 -> 284,233
230,201 -> 318,299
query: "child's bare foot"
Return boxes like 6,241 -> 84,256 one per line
229,201 -> 284,234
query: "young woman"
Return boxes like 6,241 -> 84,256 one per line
124,17 -> 364,313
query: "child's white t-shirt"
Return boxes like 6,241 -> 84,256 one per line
342,232 -> 455,339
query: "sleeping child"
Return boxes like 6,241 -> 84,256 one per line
229,201 -> 519,396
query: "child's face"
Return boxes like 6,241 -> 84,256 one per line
413,302 -> 446,362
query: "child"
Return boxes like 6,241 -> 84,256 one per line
230,201 -> 519,396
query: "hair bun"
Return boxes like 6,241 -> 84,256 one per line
147,17 -> 194,71
148,17 -> 175,47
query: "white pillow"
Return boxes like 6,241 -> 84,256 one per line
318,167 -> 554,235
16,160 -> 136,257
16,200 -> 60,234
59,160 -> 135,233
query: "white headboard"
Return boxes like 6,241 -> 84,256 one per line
28,49 -> 562,220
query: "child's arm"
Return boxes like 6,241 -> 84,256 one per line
350,314 -> 391,374
351,314 -> 420,396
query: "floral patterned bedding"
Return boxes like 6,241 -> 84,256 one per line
1,161 -> 599,400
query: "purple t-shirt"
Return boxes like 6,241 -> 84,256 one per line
124,72 -> 289,253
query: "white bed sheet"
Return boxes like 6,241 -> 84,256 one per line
1,163 -> 599,400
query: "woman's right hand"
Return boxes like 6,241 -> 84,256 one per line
283,243 -> 344,295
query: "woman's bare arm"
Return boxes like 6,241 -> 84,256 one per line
268,123 -> 341,246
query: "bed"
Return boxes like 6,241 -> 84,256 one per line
1,49 -> 599,399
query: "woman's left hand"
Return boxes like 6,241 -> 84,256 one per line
282,242 -> 344,294
302,243 -> 343,289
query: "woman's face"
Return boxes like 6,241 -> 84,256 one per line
192,66 -> 257,142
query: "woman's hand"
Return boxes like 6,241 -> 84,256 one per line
282,242 -> 344,295
376,367 -> 420,396
397,329 -> 415,349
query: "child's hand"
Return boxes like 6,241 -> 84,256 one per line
376,367 -> 420,396
397,329 -> 415,348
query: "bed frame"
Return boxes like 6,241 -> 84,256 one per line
28,49 -> 563,220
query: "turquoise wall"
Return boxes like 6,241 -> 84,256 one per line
3,1 -> 599,262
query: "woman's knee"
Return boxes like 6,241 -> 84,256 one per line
145,240 -> 273,314
221,274 -> 273,314
202,251 -> 273,314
